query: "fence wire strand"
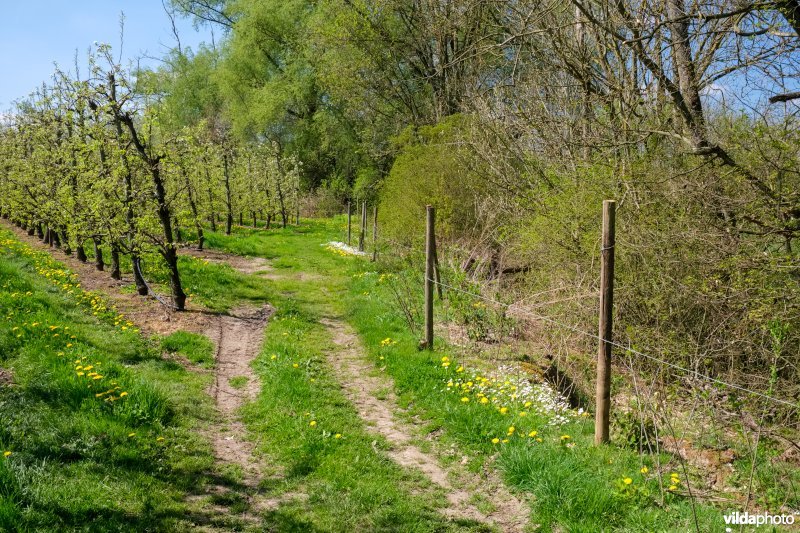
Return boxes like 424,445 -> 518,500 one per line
426,276 -> 798,410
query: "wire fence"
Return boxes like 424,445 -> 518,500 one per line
355,205 -> 800,520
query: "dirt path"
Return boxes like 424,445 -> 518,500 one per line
183,247 -> 274,276
321,317 -> 531,532
205,306 -> 272,485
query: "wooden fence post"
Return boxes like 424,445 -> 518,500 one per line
347,201 -> 352,246
371,205 -> 378,262
595,199 -> 616,445
424,205 -> 435,350
359,201 -> 366,252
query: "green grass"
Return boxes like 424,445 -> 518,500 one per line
6,218 -> 774,531
203,217 -> 731,532
228,376 -> 248,389
161,330 -> 216,368
0,230 -> 219,531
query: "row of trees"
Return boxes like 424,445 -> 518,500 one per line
0,45 -> 301,310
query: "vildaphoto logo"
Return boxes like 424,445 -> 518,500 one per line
723,511 -> 795,529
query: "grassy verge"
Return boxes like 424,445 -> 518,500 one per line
204,218 -> 729,531
0,230 -> 217,531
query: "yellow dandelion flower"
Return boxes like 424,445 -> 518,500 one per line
528,431 -> 538,438
119,392 -> 128,397
507,426 -> 515,435
668,485 -> 677,491
293,363 -> 299,368
623,478 -> 633,485
480,397 -> 489,404
501,439 -> 509,443
499,407 -> 508,414
460,397 -> 470,402
3,451 -> 11,458
309,420 -> 317,427
334,434 -> 342,439
491,438 -> 500,444
640,466 -> 648,474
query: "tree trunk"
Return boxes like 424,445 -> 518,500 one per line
206,166 -> 217,232
93,238 -> 104,271
60,229 -> 71,255
132,254 -> 148,296
183,171 -> 204,251
150,163 -> 186,310
110,243 -> 121,280
76,241 -> 87,262
223,152 -> 233,235
174,217 -> 183,243
666,0 -> 707,149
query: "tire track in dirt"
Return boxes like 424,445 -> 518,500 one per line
321,317 -> 531,532
205,305 -> 271,484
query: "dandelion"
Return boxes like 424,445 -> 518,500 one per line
293,363 -> 299,368
480,397 -> 489,404
3,451 -> 11,458
460,397 -> 470,402
499,407 -> 508,414
119,392 -> 128,397
640,466 -> 648,474
501,439 -> 509,443
668,485 -> 677,491
623,478 -> 633,485
560,435 -> 571,442
309,420 -> 317,427
491,438 -> 500,444
271,355 -> 277,360
528,430 -> 538,438
334,434 -> 342,439
507,426 -> 515,435
456,366 -> 464,372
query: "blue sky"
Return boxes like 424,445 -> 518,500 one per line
0,1 -> 212,109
